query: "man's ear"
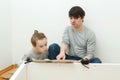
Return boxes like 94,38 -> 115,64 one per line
82,17 -> 84,22
82,19 -> 84,22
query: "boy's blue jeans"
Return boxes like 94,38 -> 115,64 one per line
48,43 -> 102,63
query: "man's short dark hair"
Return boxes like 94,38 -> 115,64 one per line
69,6 -> 85,19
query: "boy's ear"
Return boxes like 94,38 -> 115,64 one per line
32,44 -> 36,48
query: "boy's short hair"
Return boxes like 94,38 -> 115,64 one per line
69,6 -> 85,19
31,30 -> 47,46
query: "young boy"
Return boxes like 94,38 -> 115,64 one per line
18,30 -> 60,66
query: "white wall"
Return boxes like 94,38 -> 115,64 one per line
11,0 -> 120,63
0,0 -> 12,69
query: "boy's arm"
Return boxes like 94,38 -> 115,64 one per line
17,54 -> 30,67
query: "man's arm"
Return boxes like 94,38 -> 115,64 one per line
57,27 -> 70,60
83,32 -> 96,60
57,43 -> 68,60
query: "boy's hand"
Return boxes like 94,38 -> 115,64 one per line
56,53 -> 66,60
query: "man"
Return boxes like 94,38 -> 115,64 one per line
49,6 -> 101,63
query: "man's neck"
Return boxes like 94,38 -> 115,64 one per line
74,24 -> 84,32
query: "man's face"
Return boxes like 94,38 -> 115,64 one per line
33,38 -> 47,53
69,16 -> 84,28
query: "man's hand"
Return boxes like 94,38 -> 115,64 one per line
56,53 -> 66,60
57,43 -> 68,60
83,55 -> 90,60
81,58 -> 89,65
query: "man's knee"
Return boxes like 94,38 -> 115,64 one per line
90,57 -> 102,63
48,43 -> 60,59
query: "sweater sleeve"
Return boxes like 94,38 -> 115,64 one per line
62,27 -> 70,45
17,53 -> 30,67
86,32 -> 96,59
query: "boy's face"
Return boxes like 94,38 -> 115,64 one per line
69,16 -> 84,28
33,38 -> 47,53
